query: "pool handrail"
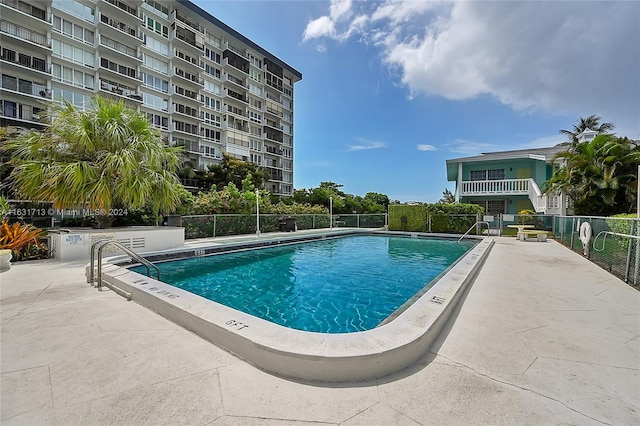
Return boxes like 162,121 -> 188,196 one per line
89,240 -> 160,287
458,221 -> 491,243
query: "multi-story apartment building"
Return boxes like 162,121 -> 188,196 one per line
0,0 -> 301,196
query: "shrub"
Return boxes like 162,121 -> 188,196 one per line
0,221 -> 48,260
606,213 -> 637,250
427,203 -> 484,233
517,209 -> 537,225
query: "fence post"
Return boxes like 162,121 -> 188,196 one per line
624,220 -> 635,283
213,215 -> 216,238
357,214 -> 360,229
570,217 -> 576,249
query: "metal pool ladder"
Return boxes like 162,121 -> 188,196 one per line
88,240 -> 160,300
458,221 -> 491,243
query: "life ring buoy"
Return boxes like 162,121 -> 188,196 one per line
579,222 -> 592,246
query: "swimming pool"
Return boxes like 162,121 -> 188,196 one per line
132,235 -> 475,333
92,230 -> 494,382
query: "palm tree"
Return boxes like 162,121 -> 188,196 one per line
544,134 -> 639,215
3,96 -> 184,226
559,114 -> 615,144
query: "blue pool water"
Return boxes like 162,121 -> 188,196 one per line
132,235 -> 475,333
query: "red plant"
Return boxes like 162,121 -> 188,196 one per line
0,221 -> 44,258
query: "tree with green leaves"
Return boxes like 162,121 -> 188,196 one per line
559,114 -> 614,145
2,97 -> 184,226
197,153 -> 269,191
544,134 -> 639,216
364,192 -> 390,211
437,188 -> 455,204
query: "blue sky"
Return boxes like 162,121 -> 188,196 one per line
194,0 -> 640,202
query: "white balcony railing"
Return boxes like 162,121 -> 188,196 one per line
460,178 -> 565,214
460,178 -> 530,195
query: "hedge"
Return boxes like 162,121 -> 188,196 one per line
389,203 -> 484,233
388,204 -> 427,232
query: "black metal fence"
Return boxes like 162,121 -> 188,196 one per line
554,215 -> 639,287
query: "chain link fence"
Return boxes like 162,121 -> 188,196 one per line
554,215 -> 639,287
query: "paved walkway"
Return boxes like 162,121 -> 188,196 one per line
1,237 -> 638,425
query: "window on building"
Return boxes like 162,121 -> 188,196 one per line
470,200 -> 506,216
142,91 -> 167,111
145,35 -> 169,55
487,169 -> 505,180
52,40 -> 95,67
52,64 -> 94,89
470,170 -> 486,181
146,112 -> 168,129
145,17 -> 168,37
142,73 -> 168,93
143,54 -> 169,74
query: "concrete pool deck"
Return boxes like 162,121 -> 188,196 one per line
1,236 -> 639,425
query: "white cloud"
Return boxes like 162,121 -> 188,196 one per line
302,0 -> 640,133
302,15 -> 335,41
303,0 -> 354,42
347,138 -> 387,152
416,144 -> 436,151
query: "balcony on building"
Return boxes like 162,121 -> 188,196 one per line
103,0 -> 143,21
173,24 -> 204,52
173,10 -> 204,34
99,13 -> 144,41
1,73 -> 51,99
0,47 -> 50,75
172,84 -> 200,103
265,145 -> 283,156
264,118 -> 282,131
264,127 -> 283,143
174,49 -> 203,70
266,166 -> 283,182
265,76 -> 283,93
0,99 -> 46,126
99,79 -> 142,102
173,67 -> 203,86
172,102 -> 199,119
226,88 -> 247,104
179,177 -> 200,190
224,72 -> 247,90
141,0 -> 169,20
200,128 -> 221,146
100,57 -> 141,81
172,120 -> 200,136
99,35 -> 142,61
264,57 -> 283,78
265,101 -> 284,118
459,178 -> 532,196
225,104 -> 246,118
223,48 -> 249,75
0,20 -> 50,49
198,143 -> 221,159
225,116 -> 249,133
0,0 -> 51,25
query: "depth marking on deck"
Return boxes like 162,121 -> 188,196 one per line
429,296 -> 446,305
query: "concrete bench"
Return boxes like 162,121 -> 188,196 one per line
521,230 -> 548,242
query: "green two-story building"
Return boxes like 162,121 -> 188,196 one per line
445,144 -> 575,216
